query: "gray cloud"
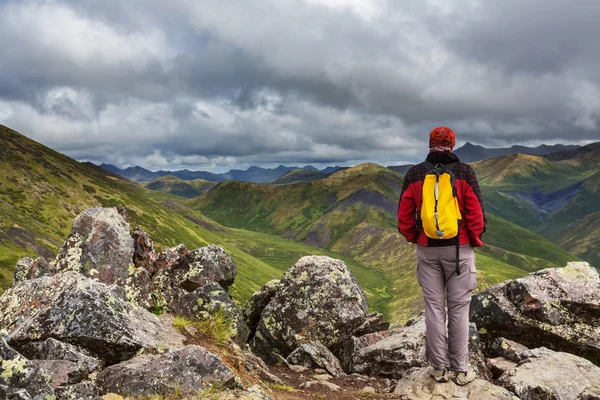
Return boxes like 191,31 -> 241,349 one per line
0,0 -> 599,172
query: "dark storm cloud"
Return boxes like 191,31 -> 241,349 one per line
0,0 -> 599,172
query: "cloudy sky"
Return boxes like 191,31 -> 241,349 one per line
1,0 -> 599,172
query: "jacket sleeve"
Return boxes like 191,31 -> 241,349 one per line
464,166 -> 486,247
397,173 -> 418,243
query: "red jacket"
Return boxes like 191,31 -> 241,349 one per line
397,152 -> 486,247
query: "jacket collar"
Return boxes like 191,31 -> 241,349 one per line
426,151 -> 460,164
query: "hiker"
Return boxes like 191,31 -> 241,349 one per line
397,126 -> 486,385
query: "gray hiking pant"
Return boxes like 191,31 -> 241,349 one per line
416,244 -> 477,372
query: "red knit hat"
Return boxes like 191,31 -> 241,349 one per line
429,126 -> 456,150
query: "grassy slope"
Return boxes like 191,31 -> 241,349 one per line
189,163 -> 576,322
0,125 -> 396,318
143,175 -> 217,198
0,125 -> 282,303
472,150 -> 600,266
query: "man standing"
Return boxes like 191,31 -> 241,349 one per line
397,127 -> 486,385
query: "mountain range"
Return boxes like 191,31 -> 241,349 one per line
1,123 -> 598,324
100,163 -> 344,184
99,142 -> 580,186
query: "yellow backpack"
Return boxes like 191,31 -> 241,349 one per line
421,162 -> 462,240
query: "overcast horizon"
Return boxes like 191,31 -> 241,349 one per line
1,0 -> 600,172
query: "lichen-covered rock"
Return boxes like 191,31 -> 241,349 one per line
0,271 -> 184,364
55,381 -> 99,400
154,244 -> 188,273
170,245 -> 237,291
354,312 -> 390,337
352,319 -> 427,378
96,345 -> 241,396
151,245 -> 237,313
496,347 -> 600,400
251,256 -> 368,362
470,262 -> 600,364
242,279 -> 280,340
393,367 -> 516,399
16,338 -> 102,383
335,327 -> 404,373
54,207 -> 134,285
0,339 -> 55,399
131,226 -> 157,275
12,256 -> 56,284
286,341 -> 345,377
170,282 -> 250,346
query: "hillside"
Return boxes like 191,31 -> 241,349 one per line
143,175 -> 217,198
0,125 -> 399,320
455,142 -> 580,163
270,168 -> 329,184
190,163 -> 576,321
472,143 -> 600,265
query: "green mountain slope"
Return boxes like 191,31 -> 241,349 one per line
143,175 -> 217,198
189,163 -> 577,321
0,125 -> 398,320
472,144 -> 600,265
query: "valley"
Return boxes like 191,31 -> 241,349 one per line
1,123 -> 598,324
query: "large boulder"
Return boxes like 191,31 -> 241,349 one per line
0,271 -> 184,365
54,207 -> 134,284
393,367 -> 515,400
96,345 -> 241,396
495,347 -> 600,400
470,262 -> 600,364
250,256 -> 368,361
170,282 -> 250,346
0,339 -> 55,399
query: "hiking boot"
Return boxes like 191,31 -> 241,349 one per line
452,370 -> 476,386
428,366 -> 449,383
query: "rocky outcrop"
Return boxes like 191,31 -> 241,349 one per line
470,262 -> 600,364
96,345 -> 241,396
495,347 -> 600,400
170,281 -> 250,346
0,271 -> 184,364
250,256 -> 368,361
393,367 -> 516,400
54,207 -> 134,284
286,342 -> 345,377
